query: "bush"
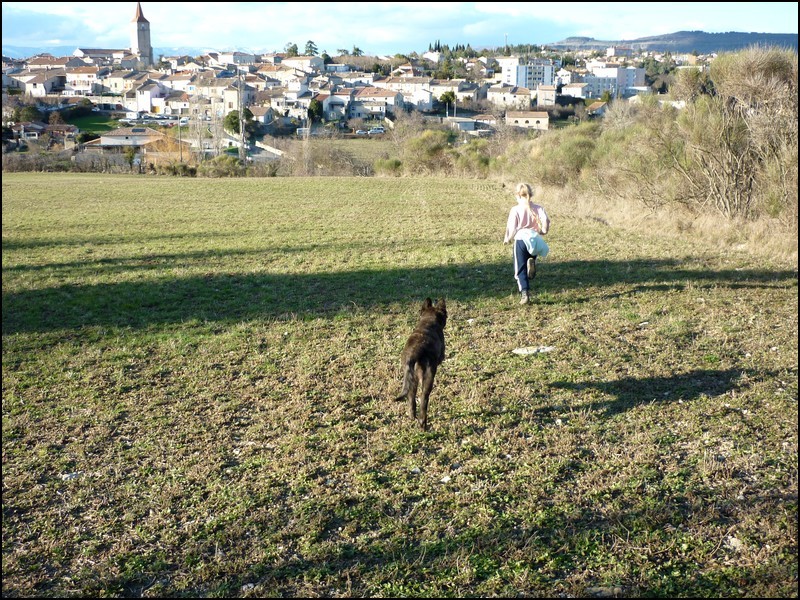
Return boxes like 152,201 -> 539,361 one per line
196,155 -> 245,177
157,161 -> 197,177
374,158 -> 402,176
403,130 -> 457,175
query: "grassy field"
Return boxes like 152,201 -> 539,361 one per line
2,173 -> 797,598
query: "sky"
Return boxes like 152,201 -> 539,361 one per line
2,1 -> 798,57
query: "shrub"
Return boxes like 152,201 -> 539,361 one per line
374,158 -> 402,176
196,155 -> 245,177
403,130 -> 457,175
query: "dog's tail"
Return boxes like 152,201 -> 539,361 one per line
394,358 -> 418,402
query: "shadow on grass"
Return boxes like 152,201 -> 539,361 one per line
3,256 -> 796,333
195,491 -> 771,598
547,368 -> 751,416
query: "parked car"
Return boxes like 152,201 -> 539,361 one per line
355,129 -> 367,135
368,127 -> 385,135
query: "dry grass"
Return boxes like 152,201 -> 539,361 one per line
544,185 -> 799,269
2,173 -> 797,598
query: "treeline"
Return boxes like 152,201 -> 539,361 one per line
3,47 -> 796,224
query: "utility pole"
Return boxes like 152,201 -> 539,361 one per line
238,70 -> 245,162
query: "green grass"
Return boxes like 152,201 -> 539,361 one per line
64,114 -> 125,134
2,173 -> 797,597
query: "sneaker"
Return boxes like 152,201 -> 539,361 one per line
519,290 -> 529,305
527,256 -> 537,280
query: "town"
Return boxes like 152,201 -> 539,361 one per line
3,2 -> 710,163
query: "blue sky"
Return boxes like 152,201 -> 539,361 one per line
2,1 -> 797,56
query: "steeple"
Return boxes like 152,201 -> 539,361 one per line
130,2 -> 153,67
132,2 -> 149,24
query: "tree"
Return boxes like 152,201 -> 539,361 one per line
304,40 -> 318,56
224,109 -> 253,135
439,91 -> 456,115
224,110 -> 240,134
307,98 -> 323,123
18,105 -> 43,123
48,111 -> 65,125
351,46 -> 363,57
123,146 -> 137,171
285,43 -> 299,57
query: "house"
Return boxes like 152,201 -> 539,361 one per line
401,87 -> 435,112
26,55 -> 87,71
351,87 -> 403,119
82,125 -> 192,164
248,105 -> 278,125
280,55 -> 325,74
606,46 -> 633,58
536,85 -> 557,106
9,121 -> 47,140
159,72 -> 198,93
222,80 -> 257,116
216,51 -> 257,67
73,48 -> 123,64
64,66 -> 111,96
555,68 -> 573,86
472,114 -> 498,134
379,76 -> 434,96
44,123 -> 80,147
428,79 -> 487,106
339,71 -> 379,86
155,90 -> 192,116
126,80 -> 168,113
445,117 -> 476,132
104,70 -> 150,95
82,125 -> 165,152
391,62 -> 425,77
486,84 -> 532,110
256,64 -> 309,86
562,82 -> 588,99
505,110 -> 549,131
322,90 -> 355,121
6,69 -> 66,97
587,101 -> 608,117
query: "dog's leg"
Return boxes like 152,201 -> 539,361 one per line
418,364 -> 437,431
408,364 -> 421,421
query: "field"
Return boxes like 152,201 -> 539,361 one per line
2,173 -> 797,597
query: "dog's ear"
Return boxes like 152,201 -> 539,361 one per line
437,298 -> 446,311
422,298 -> 433,310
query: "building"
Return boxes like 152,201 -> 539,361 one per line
505,111 -> 549,131
130,2 -> 153,67
536,85 -> 557,107
486,83 -> 532,111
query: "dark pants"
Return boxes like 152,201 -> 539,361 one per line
513,239 -> 536,292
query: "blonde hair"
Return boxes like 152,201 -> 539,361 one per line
515,182 -> 536,223
515,182 -> 533,200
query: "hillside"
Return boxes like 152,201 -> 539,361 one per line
3,30 -> 798,61
546,30 -> 798,53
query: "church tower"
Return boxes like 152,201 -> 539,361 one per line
130,2 -> 153,67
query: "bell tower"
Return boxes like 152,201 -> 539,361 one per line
130,2 -> 153,67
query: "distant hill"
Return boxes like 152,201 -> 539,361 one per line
546,30 -> 798,54
3,31 -> 798,61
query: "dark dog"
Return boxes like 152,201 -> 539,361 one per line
394,298 -> 447,431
